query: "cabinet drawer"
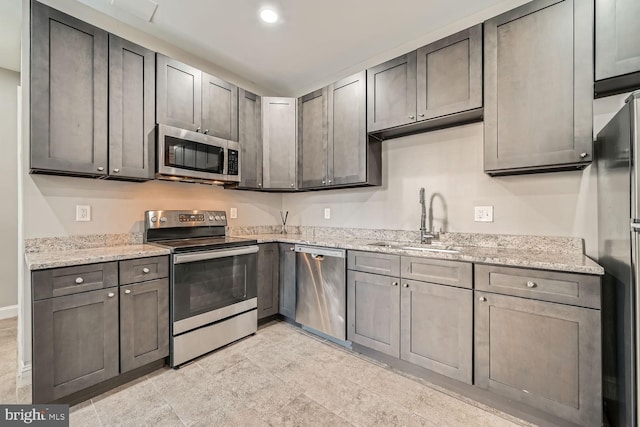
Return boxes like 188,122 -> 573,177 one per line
401,257 -> 472,288
348,251 -> 400,277
119,256 -> 169,285
475,264 -> 601,309
32,262 -> 118,301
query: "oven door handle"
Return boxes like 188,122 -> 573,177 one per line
173,245 -> 259,264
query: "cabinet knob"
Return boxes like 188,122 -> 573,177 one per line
108,292 -> 115,298
204,129 -> 209,134
142,267 -> 150,274
328,180 -> 332,184
392,282 -> 399,287
479,296 -> 487,302
526,281 -> 537,288
75,277 -> 84,284
419,113 -> 425,117
580,152 -> 589,159
196,126 -> 201,132
290,183 -> 294,188
258,183 -> 262,188
408,115 -> 415,120
290,247 -> 295,251
124,289 -> 131,294
322,180 -> 326,184
97,167 -> 105,172
402,283 -> 409,288
113,168 -> 120,173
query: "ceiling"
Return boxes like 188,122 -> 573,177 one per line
1,0 -> 525,93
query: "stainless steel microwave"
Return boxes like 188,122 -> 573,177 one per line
156,124 -> 240,184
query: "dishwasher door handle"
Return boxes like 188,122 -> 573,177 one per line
311,254 -> 324,260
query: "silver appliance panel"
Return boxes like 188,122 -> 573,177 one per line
146,210 -> 227,229
173,297 -> 257,335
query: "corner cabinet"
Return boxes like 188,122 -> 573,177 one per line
483,0 -> 593,175
262,97 -> 297,190
257,243 -> 280,319
238,89 -> 263,189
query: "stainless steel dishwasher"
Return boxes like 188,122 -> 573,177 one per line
295,245 -> 346,341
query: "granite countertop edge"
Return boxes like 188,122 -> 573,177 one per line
25,244 -> 171,271
237,233 -> 605,276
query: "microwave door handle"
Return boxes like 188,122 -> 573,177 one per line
221,148 -> 225,174
173,246 -> 259,264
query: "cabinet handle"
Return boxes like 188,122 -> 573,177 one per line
290,247 -> 295,251
75,277 -> 84,284
258,183 -> 262,188
97,167 -> 104,172
479,296 -> 487,302
419,113 -> 425,117
392,282 -> 398,287
113,168 -> 120,173
580,152 -> 589,159
196,126 -> 201,132
124,289 -> 131,294
408,115 -> 415,120
402,283 -> 409,288
108,292 -> 115,298
142,267 -> 150,274
204,129 -> 209,134
328,180 -> 332,184
322,180 -> 326,184
290,183 -> 294,188
526,281 -> 537,288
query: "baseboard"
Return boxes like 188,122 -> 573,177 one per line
18,360 -> 32,387
0,305 -> 18,320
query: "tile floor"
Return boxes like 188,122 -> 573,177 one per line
0,317 -> 533,426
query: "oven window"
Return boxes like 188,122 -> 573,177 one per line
172,253 -> 257,322
165,135 -> 224,174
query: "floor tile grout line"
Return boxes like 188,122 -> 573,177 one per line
145,373 -> 189,427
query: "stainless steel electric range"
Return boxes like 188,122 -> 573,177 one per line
144,210 -> 258,367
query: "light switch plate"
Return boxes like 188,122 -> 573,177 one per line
76,205 -> 91,222
324,208 -> 331,220
230,208 -> 238,219
474,206 -> 493,222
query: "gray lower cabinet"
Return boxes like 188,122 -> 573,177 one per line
108,34 -> 155,180
156,54 -> 202,132
347,270 -> 400,357
483,0 -> 593,175
30,1 -> 109,176
257,243 -> 280,319
238,89 -> 263,189
262,97 -> 297,190
202,73 -> 238,141
279,243 -> 296,319
475,291 -> 602,426
120,279 -> 169,373
33,288 -> 119,403
400,279 -> 472,384
595,0 -> 640,95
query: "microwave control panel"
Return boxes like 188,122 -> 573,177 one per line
228,150 -> 239,176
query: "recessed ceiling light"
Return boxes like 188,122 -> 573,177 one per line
260,9 -> 279,24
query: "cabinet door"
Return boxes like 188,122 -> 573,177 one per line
367,52 -> 417,132
475,292 -> 602,426
257,243 -> 279,319
32,288 -> 119,403
596,0 -> 640,82
156,54 -> 202,131
298,88 -> 328,189
30,1 -> 108,176
120,279 -> 169,373
202,73 -> 238,141
484,0 -> 593,174
329,71 -> 367,186
262,97 -> 297,190
238,89 -> 263,189
108,35 -> 155,180
416,25 -> 482,120
400,280 -> 472,384
279,243 -> 296,319
347,270 -> 400,357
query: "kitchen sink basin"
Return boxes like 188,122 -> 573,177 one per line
367,242 -> 461,254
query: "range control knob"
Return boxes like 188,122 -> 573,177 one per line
220,215 -> 226,220
160,217 -> 167,223
150,216 -> 158,222
214,215 -> 221,221
208,216 -> 215,221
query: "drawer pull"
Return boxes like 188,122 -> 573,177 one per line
526,281 -> 537,288
479,296 -> 487,302
392,282 -> 398,287
402,283 -> 409,288
107,292 -> 115,298
124,289 -> 131,294
142,267 -> 150,274
75,277 -> 84,284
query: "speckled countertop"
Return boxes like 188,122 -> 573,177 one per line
231,233 -> 604,275
25,244 -> 170,270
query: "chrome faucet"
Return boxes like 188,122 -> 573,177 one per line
419,188 -> 439,244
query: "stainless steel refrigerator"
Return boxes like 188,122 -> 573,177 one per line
597,90 -> 640,427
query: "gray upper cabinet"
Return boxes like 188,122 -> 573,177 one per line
32,288 -> 119,403
298,88 -> 328,189
416,25 -> 482,121
108,35 -> 155,180
279,243 -> 296,319
484,0 -> 593,175
120,278 -> 169,373
202,73 -> 238,141
30,1 -> 109,176
257,243 -> 280,319
238,89 -> 263,189
367,53 -> 417,132
156,54 -> 202,132
262,97 -> 297,190
595,0 -> 640,96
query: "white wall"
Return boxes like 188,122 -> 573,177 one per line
0,67 -> 19,310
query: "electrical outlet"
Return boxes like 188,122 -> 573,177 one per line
324,207 -> 331,220
474,206 -> 493,222
230,207 -> 238,219
76,205 -> 91,222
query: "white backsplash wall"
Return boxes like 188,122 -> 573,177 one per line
283,122 -> 599,257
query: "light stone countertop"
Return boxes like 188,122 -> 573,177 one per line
25,244 -> 171,270
232,233 -> 604,275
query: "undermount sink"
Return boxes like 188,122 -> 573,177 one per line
367,242 -> 461,254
